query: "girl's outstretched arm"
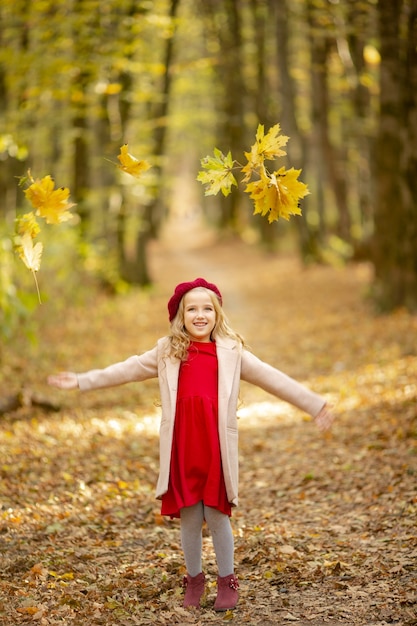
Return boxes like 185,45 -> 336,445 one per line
314,404 -> 335,432
47,372 -> 79,390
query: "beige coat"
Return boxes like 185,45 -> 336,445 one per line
77,337 -> 326,507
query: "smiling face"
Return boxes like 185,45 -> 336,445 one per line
182,288 -> 217,342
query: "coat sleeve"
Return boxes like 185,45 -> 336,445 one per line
240,350 -> 325,417
77,346 -> 159,391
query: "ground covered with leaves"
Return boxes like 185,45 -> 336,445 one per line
1,222 -> 416,625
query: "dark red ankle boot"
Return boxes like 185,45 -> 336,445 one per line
183,572 -> 205,608
214,573 -> 239,611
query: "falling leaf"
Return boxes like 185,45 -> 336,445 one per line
246,166 -> 308,222
13,232 -> 43,302
15,211 -> 40,239
24,174 -> 74,224
242,123 -> 289,181
117,144 -> 151,179
197,148 -> 237,196
197,123 -> 308,224
15,233 -> 43,272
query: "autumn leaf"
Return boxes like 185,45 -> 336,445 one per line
15,232 -> 43,272
14,232 -> 43,302
17,607 -> 41,616
28,563 -> 48,579
117,144 -> 151,178
15,211 -> 40,239
255,123 -> 289,160
48,570 -> 74,580
14,173 -> 76,299
246,166 -> 308,222
24,174 -> 74,224
242,123 -> 289,181
196,148 -> 238,196
196,123 -> 308,224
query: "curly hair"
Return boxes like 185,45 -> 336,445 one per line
165,287 -> 245,361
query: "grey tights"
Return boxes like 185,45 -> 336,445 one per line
180,502 -> 234,577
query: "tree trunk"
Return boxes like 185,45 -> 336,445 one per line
307,0 -> 351,242
249,0 -> 278,249
272,0 -> 318,259
128,0 -> 181,286
219,0 -> 246,232
372,0 -> 417,311
201,0 -> 247,233
72,88 -> 90,239
71,0 -> 93,239
0,3 -> 29,219
346,1 -> 375,244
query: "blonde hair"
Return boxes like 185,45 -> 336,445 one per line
166,287 -> 245,361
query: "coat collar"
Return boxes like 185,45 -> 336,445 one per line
215,336 -> 239,351
161,336 -> 240,400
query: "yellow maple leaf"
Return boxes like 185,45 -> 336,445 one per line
256,123 -> 289,160
117,144 -> 151,178
242,123 -> 289,181
246,166 -> 308,223
15,212 -> 40,239
24,174 -> 74,225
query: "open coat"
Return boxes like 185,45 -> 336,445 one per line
77,337 -> 326,507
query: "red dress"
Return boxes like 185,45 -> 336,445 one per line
160,341 -> 232,518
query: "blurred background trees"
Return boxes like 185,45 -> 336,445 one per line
1,0 -> 416,339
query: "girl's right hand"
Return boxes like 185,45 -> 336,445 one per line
47,372 -> 79,390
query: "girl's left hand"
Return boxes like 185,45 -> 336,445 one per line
314,404 -> 335,431
47,372 -> 78,390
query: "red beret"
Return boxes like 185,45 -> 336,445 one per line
168,277 -> 222,321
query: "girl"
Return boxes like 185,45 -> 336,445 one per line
48,277 -> 334,612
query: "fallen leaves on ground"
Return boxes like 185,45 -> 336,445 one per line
1,230 -> 416,625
